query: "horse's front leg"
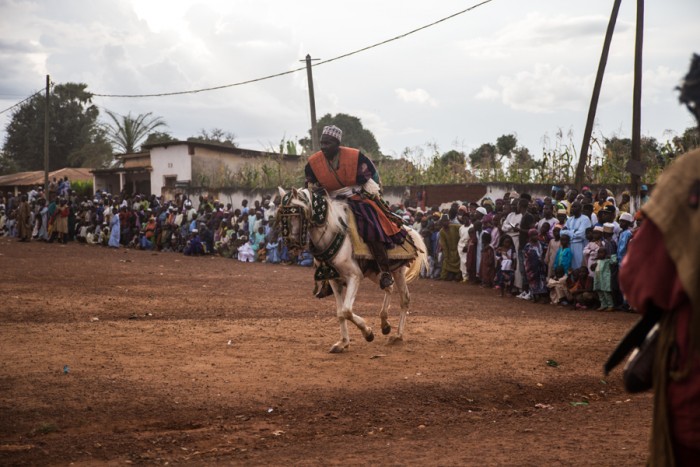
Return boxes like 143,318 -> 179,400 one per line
388,268 -> 410,345
340,272 -> 374,344
379,292 -> 392,335
329,280 -> 350,353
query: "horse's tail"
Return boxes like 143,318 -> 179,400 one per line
405,228 -> 428,284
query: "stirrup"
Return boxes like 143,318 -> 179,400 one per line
379,272 -> 394,290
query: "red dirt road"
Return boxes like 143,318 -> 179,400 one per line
0,238 -> 652,465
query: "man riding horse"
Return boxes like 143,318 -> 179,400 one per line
305,125 -> 406,293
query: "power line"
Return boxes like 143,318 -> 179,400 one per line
0,88 -> 45,115
92,0 -> 494,99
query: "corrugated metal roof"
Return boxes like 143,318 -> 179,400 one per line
0,167 -> 94,188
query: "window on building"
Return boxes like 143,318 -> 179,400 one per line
164,176 -> 176,188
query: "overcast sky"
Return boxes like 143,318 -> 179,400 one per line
1,0 -> 699,161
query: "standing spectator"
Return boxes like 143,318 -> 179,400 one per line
17,195 -> 31,242
565,201 -> 591,269
438,215 -> 461,281
55,198 -> 70,243
639,184 -> 650,207
479,231 -> 496,288
593,248 -> 614,311
554,231 -> 573,274
457,206 -> 470,281
495,236 -> 516,296
501,199 -> 523,288
516,196 -> 535,297
522,228 -> 548,302
616,212 -> 634,265
108,207 -> 120,248
544,225 -> 562,278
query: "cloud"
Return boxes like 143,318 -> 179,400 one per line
459,12 -> 632,60
395,88 -> 438,107
475,85 -> 500,101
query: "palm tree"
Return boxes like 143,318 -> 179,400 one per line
104,110 -> 167,154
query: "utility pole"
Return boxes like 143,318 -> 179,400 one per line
301,54 -> 320,152
630,0 -> 645,210
44,74 -> 50,196
575,0 -> 622,188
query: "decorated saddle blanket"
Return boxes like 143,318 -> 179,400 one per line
345,208 -> 418,260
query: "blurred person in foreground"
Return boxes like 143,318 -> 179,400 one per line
619,53 -> 700,466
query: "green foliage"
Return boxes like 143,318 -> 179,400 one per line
194,157 -> 305,190
143,131 -> 177,146
70,179 -> 93,197
304,113 -> 381,157
187,128 -> 237,147
2,82 -> 109,171
104,110 -> 167,154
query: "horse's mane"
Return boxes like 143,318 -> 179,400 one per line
325,193 -> 348,233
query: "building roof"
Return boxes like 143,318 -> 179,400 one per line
141,140 -> 301,161
0,167 -> 94,188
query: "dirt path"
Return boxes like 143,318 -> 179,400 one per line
0,239 -> 651,465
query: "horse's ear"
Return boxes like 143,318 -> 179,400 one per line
278,187 -> 286,198
291,187 -> 298,197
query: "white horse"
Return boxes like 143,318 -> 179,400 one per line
277,186 -> 428,353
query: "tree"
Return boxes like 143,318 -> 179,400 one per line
104,111 -> 167,154
187,128 -> 237,147
143,131 -> 177,146
2,82 -> 109,171
302,113 -> 381,156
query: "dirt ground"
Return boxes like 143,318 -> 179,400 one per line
0,238 -> 652,466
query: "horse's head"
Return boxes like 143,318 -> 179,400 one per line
276,187 -> 311,254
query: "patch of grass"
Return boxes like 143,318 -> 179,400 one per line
34,422 -> 59,435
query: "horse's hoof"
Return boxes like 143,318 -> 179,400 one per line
387,335 -> 403,346
365,331 -> 375,342
329,344 -> 347,353
382,324 -> 392,335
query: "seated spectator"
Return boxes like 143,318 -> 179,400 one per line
266,235 -> 281,264
297,250 -> 313,267
547,266 -> 572,305
237,238 -> 255,262
569,266 -> 596,310
183,229 -> 204,256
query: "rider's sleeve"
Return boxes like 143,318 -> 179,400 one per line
356,152 -> 380,186
304,163 -> 319,186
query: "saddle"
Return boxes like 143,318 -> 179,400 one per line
345,208 -> 418,261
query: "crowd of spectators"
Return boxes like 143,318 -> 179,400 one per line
410,184 -> 649,311
1,182 -> 648,311
0,182 -> 313,267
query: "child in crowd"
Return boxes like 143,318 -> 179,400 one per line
554,231 -> 572,274
593,248 -> 614,311
569,266 -> 596,310
547,265 -> 571,305
479,231 -> 496,288
495,235 -> 516,296
523,228 -> 548,302
265,234 -> 281,264
544,224 -> 562,278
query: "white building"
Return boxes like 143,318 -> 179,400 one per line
92,141 -> 299,199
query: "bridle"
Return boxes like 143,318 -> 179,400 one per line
277,190 -> 310,251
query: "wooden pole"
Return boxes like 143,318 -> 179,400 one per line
575,0 -> 622,188
631,0 -> 644,209
303,54 -> 320,152
44,74 -> 50,197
